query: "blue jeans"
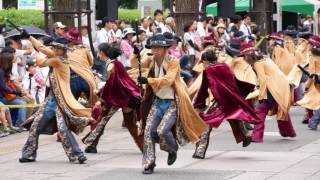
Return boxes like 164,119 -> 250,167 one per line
0,97 -> 27,124
309,109 -> 320,130
38,95 -> 56,133
70,75 -> 90,100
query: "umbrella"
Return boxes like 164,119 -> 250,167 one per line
5,26 -> 49,39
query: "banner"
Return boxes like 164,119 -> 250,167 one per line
18,0 -> 44,10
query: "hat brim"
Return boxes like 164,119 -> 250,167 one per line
226,46 -> 240,57
62,33 -> 82,45
145,44 -> 171,49
51,42 -> 68,49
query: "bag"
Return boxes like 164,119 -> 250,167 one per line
1,81 -> 17,101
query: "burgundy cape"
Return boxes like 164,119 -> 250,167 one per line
100,60 -> 141,108
194,63 -> 261,128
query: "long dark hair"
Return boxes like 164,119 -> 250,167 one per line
244,51 -> 264,65
98,43 -> 121,59
0,52 -> 14,79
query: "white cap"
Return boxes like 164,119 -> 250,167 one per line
53,22 -> 66,29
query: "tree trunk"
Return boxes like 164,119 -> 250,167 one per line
51,0 -> 78,30
174,0 -> 199,37
252,0 -> 273,53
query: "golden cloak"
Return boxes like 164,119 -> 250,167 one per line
272,45 -> 295,75
36,55 -> 92,118
29,37 -> 98,106
252,59 -> 291,120
133,54 -> 208,143
297,56 -> 320,110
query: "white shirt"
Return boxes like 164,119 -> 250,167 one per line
155,21 -> 167,33
240,23 -> 252,36
0,35 -> 5,49
197,22 -> 206,38
154,62 -> 174,100
184,32 -> 196,55
96,28 -> 115,46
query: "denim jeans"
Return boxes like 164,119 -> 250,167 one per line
70,75 -> 90,100
309,109 -> 320,130
0,97 -> 27,124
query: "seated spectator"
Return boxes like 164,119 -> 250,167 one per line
0,52 -> 27,127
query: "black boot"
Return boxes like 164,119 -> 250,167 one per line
142,163 -> 156,174
85,146 -> 97,153
78,155 -> 87,164
19,158 -> 36,163
167,152 -> 177,166
242,136 -> 252,147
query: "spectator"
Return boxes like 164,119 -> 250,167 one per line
120,28 -> 135,69
23,61 -> 45,104
197,16 -> 208,40
141,17 -> 152,37
229,15 -> 242,37
149,22 -> 158,35
96,17 -> 116,46
169,36 -> 184,59
0,24 -> 5,51
165,17 -> 176,35
240,15 -> 252,36
216,23 -> 229,48
0,52 -> 27,127
114,20 -> 126,39
138,29 -> 147,48
184,21 -> 200,66
154,9 -> 166,33
303,15 -> 313,34
51,22 -> 66,40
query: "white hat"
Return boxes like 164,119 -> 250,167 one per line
53,22 -> 66,29
122,28 -> 136,39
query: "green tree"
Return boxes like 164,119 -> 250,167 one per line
119,0 -> 138,9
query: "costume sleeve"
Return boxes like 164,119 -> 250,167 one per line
130,54 -> 152,69
35,54 -> 61,68
29,36 -> 55,58
147,59 -> 179,93
86,48 -> 94,67
253,61 -> 268,99
193,70 -> 209,109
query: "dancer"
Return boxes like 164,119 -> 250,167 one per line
192,49 -> 260,159
82,43 -> 144,153
136,34 -> 208,174
243,43 -> 296,142
20,34 -> 93,164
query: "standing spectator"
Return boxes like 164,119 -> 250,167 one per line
229,15 -> 243,37
138,29 -> 147,48
114,20 -> 126,39
184,21 -> 200,66
154,9 -> 166,33
216,23 -> 229,48
197,16 -> 208,40
120,28 -> 135,69
140,17 -> 152,37
240,15 -> 252,36
303,16 -> 314,34
51,22 -> 66,40
96,17 -> 116,46
165,17 -> 176,35
0,52 -> 27,127
149,22 -> 158,35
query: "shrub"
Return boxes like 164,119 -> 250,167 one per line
0,8 -> 44,29
118,9 -> 141,26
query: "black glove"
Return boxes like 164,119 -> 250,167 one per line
21,29 -> 30,39
138,76 -> 148,84
133,46 -> 140,55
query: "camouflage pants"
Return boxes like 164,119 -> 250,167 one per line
142,99 -> 178,168
21,106 -> 84,161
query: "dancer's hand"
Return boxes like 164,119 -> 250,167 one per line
89,118 -> 97,125
138,76 -> 148,84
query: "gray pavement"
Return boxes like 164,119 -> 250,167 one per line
0,107 -> 320,180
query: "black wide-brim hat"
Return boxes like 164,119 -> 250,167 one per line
145,34 -> 172,49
